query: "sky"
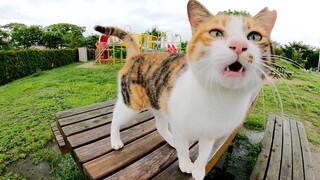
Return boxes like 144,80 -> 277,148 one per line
1,0 -> 319,48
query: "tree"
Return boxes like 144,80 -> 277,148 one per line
145,27 -> 161,37
304,49 -> 319,70
45,23 -> 86,48
42,31 -> 64,49
272,41 -> 283,56
217,10 -> 251,17
85,34 -> 99,49
0,29 -> 10,50
11,24 -> 44,49
179,41 -> 188,54
281,41 -> 316,68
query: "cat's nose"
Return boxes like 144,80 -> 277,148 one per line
229,40 -> 247,55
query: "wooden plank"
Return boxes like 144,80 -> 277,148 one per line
83,131 -> 166,179
74,119 -> 157,164
280,117 -> 292,179
62,113 -> 113,136
106,143 -> 177,180
55,99 -> 116,119
152,144 -> 198,180
250,114 -> 276,180
50,122 -> 68,154
297,121 -> 315,180
58,106 -> 114,127
67,110 -> 154,147
265,116 -> 283,179
290,120 -> 304,179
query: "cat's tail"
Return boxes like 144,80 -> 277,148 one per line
94,26 -> 140,59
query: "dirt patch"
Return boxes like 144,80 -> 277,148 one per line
5,142 -> 58,179
6,156 -> 54,179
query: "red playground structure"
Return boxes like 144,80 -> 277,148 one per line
95,35 -> 125,64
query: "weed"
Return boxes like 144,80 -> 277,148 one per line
247,142 -> 262,171
235,133 -> 249,145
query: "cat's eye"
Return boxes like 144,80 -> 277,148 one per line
209,30 -> 223,37
247,32 -> 262,41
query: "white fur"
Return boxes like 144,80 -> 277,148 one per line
111,16 -> 264,180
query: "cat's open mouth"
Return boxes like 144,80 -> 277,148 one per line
222,61 -> 245,77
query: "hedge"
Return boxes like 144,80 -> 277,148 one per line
88,48 -> 95,60
0,49 -> 80,85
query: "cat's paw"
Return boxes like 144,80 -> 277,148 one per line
179,160 -> 193,174
192,168 -> 205,180
111,139 -> 124,150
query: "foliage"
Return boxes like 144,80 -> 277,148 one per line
45,23 -> 86,48
11,24 -> 44,49
0,62 -> 122,177
85,34 -> 99,49
0,23 -> 94,49
42,31 -> 64,49
179,41 -> 188,54
275,41 -> 319,69
247,142 -> 262,171
0,29 -> 10,50
217,9 -> 251,17
145,27 -> 162,37
0,49 -> 79,85
87,48 -> 96,60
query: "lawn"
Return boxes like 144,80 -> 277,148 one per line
0,60 -> 319,179
0,62 -> 122,178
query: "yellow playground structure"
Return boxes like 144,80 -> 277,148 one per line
95,25 -> 183,64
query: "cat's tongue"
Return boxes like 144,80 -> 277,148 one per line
223,61 -> 245,77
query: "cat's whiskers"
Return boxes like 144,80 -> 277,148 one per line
260,62 -> 301,117
254,64 -> 284,116
189,56 -> 228,105
264,55 -> 304,69
259,76 -> 267,120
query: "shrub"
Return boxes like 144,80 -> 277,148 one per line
87,48 -> 95,60
0,49 -> 79,85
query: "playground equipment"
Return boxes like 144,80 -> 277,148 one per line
95,25 -> 184,64
94,35 -> 126,64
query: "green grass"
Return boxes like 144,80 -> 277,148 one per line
0,61 -> 122,177
0,59 -> 319,178
245,60 -> 320,145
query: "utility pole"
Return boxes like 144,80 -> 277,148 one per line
318,39 -> 320,72
318,49 -> 320,72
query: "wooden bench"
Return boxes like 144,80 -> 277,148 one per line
250,114 -> 315,180
51,96 -> 258,179
271,64 -> 293,79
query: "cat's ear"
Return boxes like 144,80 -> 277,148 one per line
253,7 -> 277,35
187,0 -> 213,34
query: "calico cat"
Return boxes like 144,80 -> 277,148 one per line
94,0 -> 276,179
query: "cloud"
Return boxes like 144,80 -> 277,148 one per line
0,0 -> 319,47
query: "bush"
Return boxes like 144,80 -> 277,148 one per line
0,49 -> 79,85
87,48 -> 95,60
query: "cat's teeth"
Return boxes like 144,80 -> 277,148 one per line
226,66 -> 230,72
239,67 -> 244,73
